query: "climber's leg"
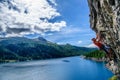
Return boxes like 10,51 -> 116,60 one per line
100,45 -> 112,61
100,45 -> 109,54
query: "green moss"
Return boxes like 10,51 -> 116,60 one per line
109,75 -> 118,80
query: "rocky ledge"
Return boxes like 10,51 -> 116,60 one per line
87,0 -> 120,77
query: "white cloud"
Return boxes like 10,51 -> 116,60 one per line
78,40 -> 82,44
57,42 -> 64,45
49,0 -> 57,6
0,0 -> 66,37
47,33 -> 53,35
86,43 -> 97,48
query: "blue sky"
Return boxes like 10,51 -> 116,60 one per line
44,0 -> 96,47
0,0 -> 96,47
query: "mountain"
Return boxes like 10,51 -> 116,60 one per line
0,37 -> 96,62
33,37 -> 47,42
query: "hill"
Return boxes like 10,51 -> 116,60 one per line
0,37 -> 96,62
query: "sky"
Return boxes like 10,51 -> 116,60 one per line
0,0 -> 96,47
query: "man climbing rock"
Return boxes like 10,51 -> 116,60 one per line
92,38 -> 109,54
91,32 -> 113,60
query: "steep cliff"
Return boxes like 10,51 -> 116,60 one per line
88,0 -> 120,75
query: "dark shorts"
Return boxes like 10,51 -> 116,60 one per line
100,45 -> 109,54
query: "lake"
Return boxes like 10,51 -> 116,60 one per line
0,56 -> 113,80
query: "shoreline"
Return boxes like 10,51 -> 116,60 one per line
80,55 -> 106,62
85,57 -> 106,62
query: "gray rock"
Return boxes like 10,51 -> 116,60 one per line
88,0 -> 120,75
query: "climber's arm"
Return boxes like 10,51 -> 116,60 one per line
96,31 -> 101,42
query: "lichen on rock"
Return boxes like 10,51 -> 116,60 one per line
87,0 -> 120,76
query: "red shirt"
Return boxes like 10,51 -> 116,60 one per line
93,41 -> 103,48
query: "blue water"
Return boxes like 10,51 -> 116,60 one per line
0,56 -> 113,80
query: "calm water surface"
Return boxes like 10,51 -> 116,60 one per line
0,56 -> 113,80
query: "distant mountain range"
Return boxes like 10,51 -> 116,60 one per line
0,37 -> 96,62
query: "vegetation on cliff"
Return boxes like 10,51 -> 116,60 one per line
109,75 -> 118,80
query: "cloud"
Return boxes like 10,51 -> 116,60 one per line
48,0 -> 57,6
47,33 -> 53,35
61,26 -> 90,34
0,0 -> 66,37
86,43 -> 97,48
78,40 -> 82,44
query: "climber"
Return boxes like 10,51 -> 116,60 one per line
92,38 -> 109,54
92,31 -> 107,51
92,31 -> 113,59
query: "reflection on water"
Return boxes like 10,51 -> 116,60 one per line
0,57 -> 113,80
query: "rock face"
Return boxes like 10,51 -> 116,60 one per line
88,0 -> 120,74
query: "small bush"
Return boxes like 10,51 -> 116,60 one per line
109,75 -> 118,80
